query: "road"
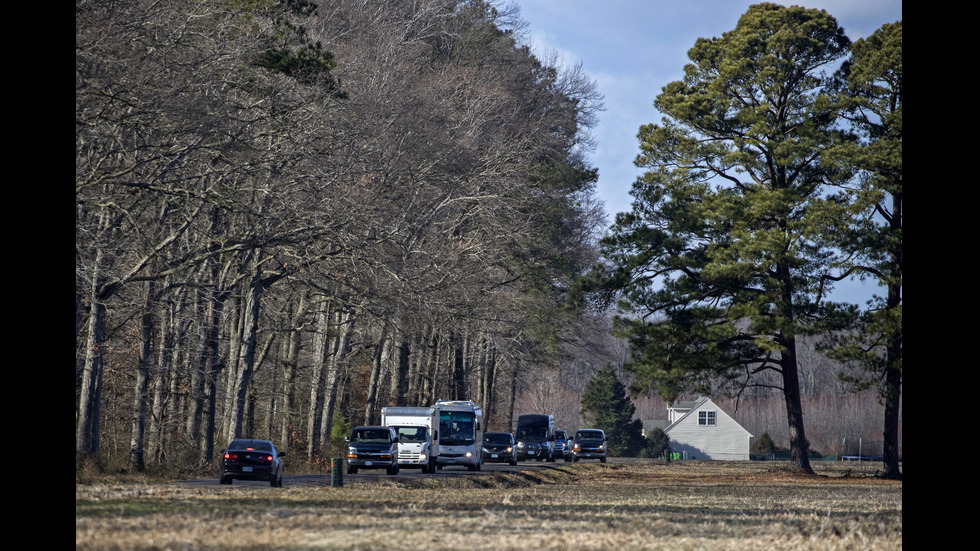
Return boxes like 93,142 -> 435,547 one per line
179,459 -> 579,488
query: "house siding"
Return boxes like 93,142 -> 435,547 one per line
665,398 -> 752,460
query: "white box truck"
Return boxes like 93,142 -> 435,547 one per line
381,406 -> 439,473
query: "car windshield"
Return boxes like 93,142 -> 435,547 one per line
351,429 -> 391,443
395,426 -> 428,443
555,431 -> 568,439
229,440 -> 272,452
484,433 -> 512,445
576,431 -> 603,441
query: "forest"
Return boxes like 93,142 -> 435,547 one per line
76,0 -> 901,475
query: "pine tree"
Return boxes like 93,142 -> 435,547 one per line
580,365 -> 645,456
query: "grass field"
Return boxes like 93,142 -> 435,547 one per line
76,459 -> 901,550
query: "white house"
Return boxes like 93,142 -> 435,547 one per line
644,397 -> 752,461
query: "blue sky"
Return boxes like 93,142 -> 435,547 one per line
514,0 -> 902,304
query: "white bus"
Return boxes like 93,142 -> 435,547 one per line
432,400 -> 484,471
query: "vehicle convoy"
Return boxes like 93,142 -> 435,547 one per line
481,432 -> 517,465
515,414 -> 556,462
433,400 -> 484,471
554,429 -> 572,461
345,426 -> 400,475
382,406 -> 439,474
573,428 -> 607,463
219,438 -> 286,487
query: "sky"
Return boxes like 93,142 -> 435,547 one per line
514,0 -> 902,304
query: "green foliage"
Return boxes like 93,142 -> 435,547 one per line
639,427 -> 671,459
242,0 -> 346,94
750,432 -> 784,456
580,365 -> 646,456
330,415 -> 351,457
588,3 -> 868,472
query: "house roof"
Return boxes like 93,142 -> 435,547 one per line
664,397 -> 711,432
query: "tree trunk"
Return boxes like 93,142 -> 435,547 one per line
306,298 -> 330,459
129,281 -> 154,472
221,294 -> 243,444
363,329 -> 390,426
226,252 -> 264,441
147,285 -> 176,464
77,247 -> 107,457
197,280 -> 227,466
319,308 -> 354,456
387,327 -> 410,407
882,274 -> 902,478
280,289 -> 309,451
781,336 -> 813,474
881,191 -> 902,479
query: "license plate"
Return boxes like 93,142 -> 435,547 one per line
243,466 -> 252,472
365,461 -> 373,466
400,460 -> 411,464
491,454 -> 498,458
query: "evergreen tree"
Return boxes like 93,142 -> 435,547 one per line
586,4 -> 860,474
826,21 -> 902,480
580,365 -> 645,456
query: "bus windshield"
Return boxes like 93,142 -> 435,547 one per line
439,411 -> 475,446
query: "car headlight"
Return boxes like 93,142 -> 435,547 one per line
464,452 -> 472,458
516,442 -> 524,448
505,447 -> 513,453
347,447 -> 357,457
420,453 -> 427,461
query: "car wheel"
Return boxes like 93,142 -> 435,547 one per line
219,476 -> 231,485
347,466 -> 357,475
510,459 -> 517,466
600,457 -> 606,463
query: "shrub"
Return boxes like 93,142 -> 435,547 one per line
640,428 -> 671,458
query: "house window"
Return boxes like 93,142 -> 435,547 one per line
698,411 -> 716,426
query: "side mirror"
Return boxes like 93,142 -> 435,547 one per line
344,436 -> 350,442
279,451 -> 287,457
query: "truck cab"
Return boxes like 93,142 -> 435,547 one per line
391,424 -> 436,473
381,406 -> 439,473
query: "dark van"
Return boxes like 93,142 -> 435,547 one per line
515,414 -> 556,462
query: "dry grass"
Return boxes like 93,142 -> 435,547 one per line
76,460 -> 901,550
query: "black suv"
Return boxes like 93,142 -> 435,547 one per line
346,426 -> 400,475
572,429 -> 607,463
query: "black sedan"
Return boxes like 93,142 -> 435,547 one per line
219,439 -> 286,487
481,432 -> 517,465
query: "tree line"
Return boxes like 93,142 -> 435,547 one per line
76,0 -> 607,471
77,1 -> 900,480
